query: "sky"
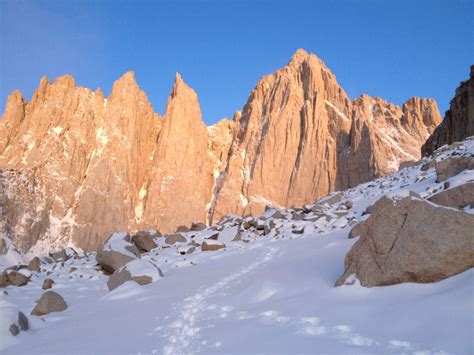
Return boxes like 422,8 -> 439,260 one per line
0,0 -> 472,125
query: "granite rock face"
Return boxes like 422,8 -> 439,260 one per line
422,65 -> 474,156
0,49 -> 441,252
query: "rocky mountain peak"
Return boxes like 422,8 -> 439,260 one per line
0,49 -> 443,252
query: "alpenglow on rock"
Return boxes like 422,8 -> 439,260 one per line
0,49 -> 441,252
422,65 -> 474,156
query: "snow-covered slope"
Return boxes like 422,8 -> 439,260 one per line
1,138 -> 473,354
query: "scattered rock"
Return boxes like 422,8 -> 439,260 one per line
344,201 -> 353,209
96,232 -> 140,273
190,221 -> 207,231
9,324 -> 19,336
0,271 -> 9,287
176,225 -> 189,233
202,241 -> 225,251
0,238 -> 7,255
336,194 -> 474,287
165,233 -> 187,245
132,231 -> 158,252
292,213 -> 305,221
7,270 -> 30,286
18,311 -> 29,331
205,232 -> 219,241
292,225 -> 305,234
49,250 -> 68,262
178,245 -> 195,255
27,257 -> 41,272
435,156 -> 474,182
429,182 -> 474,209
31,291 -> 68,316
271,211 -> 287,220
42,278 -> 54,289
107,259 -> 163,291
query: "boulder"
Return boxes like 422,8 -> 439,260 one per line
131,231 -> 158,252
205,232 -> 219,241
7,270 -> 30,286
18,311 -> 29,331
429,182 -> 474,209
107,259 -> 163,291
336,194 -> 474,287
96,232 -> 140,273
202,241 -> 225,251
165,233 -> 187,245
190,221 -> 207,231
435,156 -> 474,182
27,257 -> 41,272
31,291 -> 68,316
42,278 -> 54,289
176,225 -> 189,233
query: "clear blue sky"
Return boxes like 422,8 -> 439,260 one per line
1,0 -> 472,125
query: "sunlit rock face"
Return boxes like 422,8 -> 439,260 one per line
0,49 -> 440,251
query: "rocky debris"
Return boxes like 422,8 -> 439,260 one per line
0,272 -> 9,287
27,257 -> 41,272
429,182 -> 474,209
202,240 -> 225,251
131,231 -> 158,252
422,65 -> 474,156
344,201 -> 353,209
0,49 -> 441,253
336,194 -> 474,287
107,260 -> 163,291
42,278 -> 54,289
31,291 -> 68,316
165,234 -> 187,245
435,156 -> 474,182
9,324 -> 19,336
96,232 -> 140,273
190,221 -> 207,231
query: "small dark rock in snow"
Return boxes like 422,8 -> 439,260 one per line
18,311 -> 29,331
9,324 -> 19,336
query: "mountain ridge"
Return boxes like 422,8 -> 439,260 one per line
0,49 -> 442,252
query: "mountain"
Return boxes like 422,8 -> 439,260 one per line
0,49 -> 441,252
422,65 -> 474,156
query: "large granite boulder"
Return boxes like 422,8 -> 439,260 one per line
96,232 -> 140,273
131,231 -> 158,253
27,257 -> 41,272
107,259 -> 163,291
435,156 -> 474,182
31,291 -> 68,316
429,182 -> 474,209
336,193 -> 474,287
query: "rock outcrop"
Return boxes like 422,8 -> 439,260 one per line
336,194 -> 474,287
0,49 -> 441,253
422,66 -> 474,156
